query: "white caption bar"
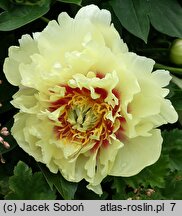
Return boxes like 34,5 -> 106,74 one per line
0,200 -> 181,216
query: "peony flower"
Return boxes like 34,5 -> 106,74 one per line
3,5 -> 178,194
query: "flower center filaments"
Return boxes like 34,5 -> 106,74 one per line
48,75 -> 126,152
67,94 -> 100,132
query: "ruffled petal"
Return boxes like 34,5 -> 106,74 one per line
12,113 -> 43,161
75,4 -> 111,26
11,88 -> 40,113
3,35 -> 38,86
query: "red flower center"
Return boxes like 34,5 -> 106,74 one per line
49,79 -> 126,152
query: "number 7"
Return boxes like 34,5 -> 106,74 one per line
170,203 -> 176,211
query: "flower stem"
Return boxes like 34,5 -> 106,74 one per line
137,48 -> 169,53
40,16 -> 50,23
154,63 -> 182,76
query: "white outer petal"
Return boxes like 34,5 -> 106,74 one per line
151,70 -> 171,87
3,34 -> 38,86
160,99 -> 178,123
75,4 -> 111,26
109,129 -> 162,176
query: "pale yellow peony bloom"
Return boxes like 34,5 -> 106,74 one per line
3,5 -> 178,194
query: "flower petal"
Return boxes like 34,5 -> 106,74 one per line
110,129 -> 162,176
12,113 -> 43,161
87,183 -> 102,195
160,99 -> 178,123
3,35 -> 38,86
75,4 -> 111,26
11,88 -> 40,113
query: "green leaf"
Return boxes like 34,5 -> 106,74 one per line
170,90 -> 182,111
0,177 -> 10,196
112,177 -> 127,199
0,0 -> 51,31
162,129 -> 182,151
124,155 -> 170,189
109,0 -> 149,43
167,82 -> 182,111
5,161 -> 56,199
10,0 -> 46,6
57,0 -> 82,5
0,1 -> 12,10
162,129 -> 182,171
38,163 -> 78,200
149,0 -> 182,38
110,0 -> 182,42
161,171 -> 182,199
178,110 -> 182,126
